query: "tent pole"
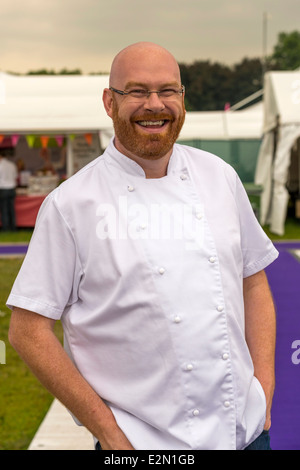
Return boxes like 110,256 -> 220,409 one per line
66,135 -> 74,178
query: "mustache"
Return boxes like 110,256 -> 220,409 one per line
131,113 -> 175,122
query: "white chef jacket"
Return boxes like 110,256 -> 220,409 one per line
7,139 -> 278,450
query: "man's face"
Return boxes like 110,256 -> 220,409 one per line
104,46 -> 186,162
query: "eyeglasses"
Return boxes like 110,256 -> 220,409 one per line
109,85 -> 185,101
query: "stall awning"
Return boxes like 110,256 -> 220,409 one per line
0,73 -> 112,133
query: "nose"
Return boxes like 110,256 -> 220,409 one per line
143,92 -> 165,112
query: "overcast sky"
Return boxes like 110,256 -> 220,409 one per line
1,0 -> 299,74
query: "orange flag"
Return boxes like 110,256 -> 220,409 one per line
84,133 -> 93,145
40,136 -> 49,148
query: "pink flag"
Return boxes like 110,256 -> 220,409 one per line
55,135 -> 64,147
11,134 -> 20,147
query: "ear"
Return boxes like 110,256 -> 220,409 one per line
102,88 -> 114,118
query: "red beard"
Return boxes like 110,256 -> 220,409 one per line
112,104 -> 185,160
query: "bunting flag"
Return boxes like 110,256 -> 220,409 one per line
11,134 -> 20,147
26,135 -> 36,148
84,133 -> 93,145
40,136 -> 49,149
55,135 -> 64,147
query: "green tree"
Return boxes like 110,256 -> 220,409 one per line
26,68 -> 82,75
179,61 -> 232,111
270,31 -> 300,70
179,58 -> 263,111
230,58 -> 263,106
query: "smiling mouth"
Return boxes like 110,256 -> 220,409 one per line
137,120 -> 166,127
134,117 -> 173,130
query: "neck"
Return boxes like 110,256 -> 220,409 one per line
114,138 -> 172,178
135,153 -> 171,179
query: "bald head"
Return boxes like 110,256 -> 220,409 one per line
109,42 -> 182,88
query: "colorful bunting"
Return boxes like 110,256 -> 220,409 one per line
26,135 -> 36,148
55,135 -> 64,147
11,134 -> 20,147
40,136 -> 49,149
84,133 -> 93,145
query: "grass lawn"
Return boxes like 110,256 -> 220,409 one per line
1,218 -> 300,450
0,230 -> 63,450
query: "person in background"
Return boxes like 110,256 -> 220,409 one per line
0,153 -> 18,231
8,42 -> 278,450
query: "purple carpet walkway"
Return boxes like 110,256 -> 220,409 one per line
265,242 -> 300,450
0,244 -> 28,257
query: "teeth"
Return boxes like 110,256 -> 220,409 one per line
138,120 -> 165,127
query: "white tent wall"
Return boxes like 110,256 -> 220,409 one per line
255,131 -> 274,225
255,71 -> 300,235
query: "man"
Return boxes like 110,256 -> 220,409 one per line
8,42 -> 278,450
0,153 -> 17,231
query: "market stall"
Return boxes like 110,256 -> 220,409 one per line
0,73 -> 112,226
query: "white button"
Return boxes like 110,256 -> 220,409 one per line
180,174 -> 187,180
224,401 -> 230,408
217,305 -> 224,312
139,223 -> 147,230
192,409 -> 200,416
127,185 -> 134,192
186,363 -> 194,371
174,315 -> 181,323
222,353 -> 229,360
209,256 -> 216,263
158,267 -> 165,275
195,212 -> 202,220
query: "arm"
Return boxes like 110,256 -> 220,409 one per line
9,307 -> 134,450
243,270 -> 276,430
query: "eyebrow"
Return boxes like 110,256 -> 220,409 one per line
124,81 -> 181,90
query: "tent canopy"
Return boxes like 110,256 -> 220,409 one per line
263,71 -> 300,133
0,73 -> 112,133
179,104 -> 263,141
0,72 -> 264,180
255,70 -> 300,235
0,72 -> 263,139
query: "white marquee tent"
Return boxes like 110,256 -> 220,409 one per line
179,103 -> 263,140
0,73 -> 113,175
255,70 -> 300,235
0,72 -> 263,176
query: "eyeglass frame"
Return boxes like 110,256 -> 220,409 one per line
109,85 -> 185,100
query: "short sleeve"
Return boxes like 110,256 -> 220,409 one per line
234,174 -> 279,278
7,194 -> 83,319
